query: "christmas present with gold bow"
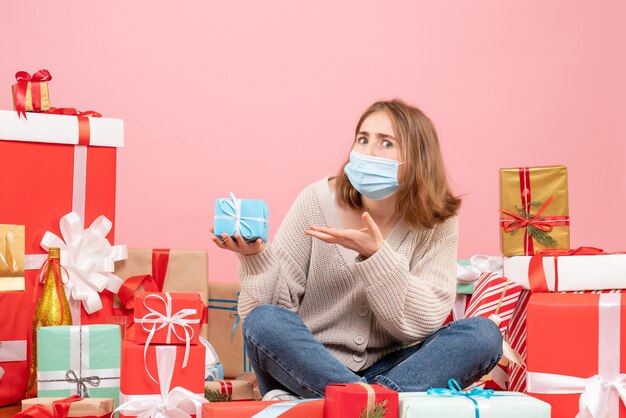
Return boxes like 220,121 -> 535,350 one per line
12,69 -> 52,118
499,166 -> 570,256
0,224 -> 25,291
19,395 -> 114,417
113,248 -> 209,339
0,108 -> 124,324
324,383 -> 398,418
36,325 -> 121,409
117,341 -> 206,418
0,290 -> 30,406
207,281 -> 251,378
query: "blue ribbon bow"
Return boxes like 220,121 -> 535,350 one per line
427,379 -> 494,418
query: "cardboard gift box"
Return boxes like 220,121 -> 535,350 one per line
37,325 -> 121,407
499,166 -> 570,256
20,396 -> 114,417
526,292 -> 626,418
118,343 -> 206,418
132,291 -> 204,346
205,379 -> 254,401
399,390 -> 551,417
503,249 -> 626,292
324,383 -> 399,418
207,281 -> 251,378
202,399 -> 324,418
0,109 -> 124,324
0,291 -> 30,406
214,194 -> 269,242
113,248 -> 208,339
0,224 -> 25,291
12,70 -> 51,115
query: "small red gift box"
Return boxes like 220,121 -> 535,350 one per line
324,383 -> 398,418
526,292 -> 626,417
0,109 -> 124,325
133,291 -> 204,346
202,399 -> 324,418
120,339 -> 204,396
0,291 -> 29,406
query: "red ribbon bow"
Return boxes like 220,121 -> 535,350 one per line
44,107 -> 102,145
15,395 -> 82,418
500,195 -> 556,234
14,69 -> 52,119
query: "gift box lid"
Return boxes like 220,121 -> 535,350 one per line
0,109 -> 123,147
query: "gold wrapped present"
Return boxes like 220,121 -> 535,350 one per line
208,281 -> 252,378
21,397 -> 114,417
0,224 -> 25,291
499,166 -> 570,256
113,248 -> 208,338
11,70 -> 51,115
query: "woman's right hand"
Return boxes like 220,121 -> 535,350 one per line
210,228 -> 266,255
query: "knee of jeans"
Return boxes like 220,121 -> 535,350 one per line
242,304 -> 290,341
465,317 -> 503,360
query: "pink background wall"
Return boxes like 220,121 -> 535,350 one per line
2,2 -> 625,282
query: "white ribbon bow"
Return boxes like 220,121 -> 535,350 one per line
114,346 -> 207,418
135,293 -> 200,383
39,212 -> 127,315
215,192 -> 268,240
527,372 -> 626,418
457,255 -> 503,283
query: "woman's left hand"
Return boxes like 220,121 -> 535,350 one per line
304,212 -> 384,258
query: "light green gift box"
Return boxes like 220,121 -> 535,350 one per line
37,325 -> 121,409
399,391 -> 551,418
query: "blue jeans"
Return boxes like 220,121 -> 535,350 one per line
242,304 -> 502,398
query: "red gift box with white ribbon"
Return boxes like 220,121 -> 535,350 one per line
133,291 -> 204,347
0,109 -> 125,325
526,292 -> 626,417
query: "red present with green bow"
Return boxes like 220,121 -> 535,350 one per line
499,165 -> 570,256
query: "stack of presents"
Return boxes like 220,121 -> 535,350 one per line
1,70 -> 625,417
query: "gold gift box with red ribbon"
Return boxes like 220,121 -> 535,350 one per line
11,69 -> 51,116
499,165 -> 570,256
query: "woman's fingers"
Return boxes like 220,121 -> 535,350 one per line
361,212 -> 382,239
304,228 -> 337,243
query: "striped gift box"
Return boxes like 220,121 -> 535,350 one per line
465,272 -> 523,336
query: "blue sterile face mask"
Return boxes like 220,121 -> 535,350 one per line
343,151 -> 402,200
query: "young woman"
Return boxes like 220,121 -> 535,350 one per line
211,99 -> 502,399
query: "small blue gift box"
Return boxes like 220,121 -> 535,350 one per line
214,193 -> 269,242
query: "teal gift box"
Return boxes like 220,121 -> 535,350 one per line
214,193 -> 269,242
37,325 -> 121,409
399,391 -> 551,418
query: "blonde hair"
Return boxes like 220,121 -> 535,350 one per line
335,99 -> 461,229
